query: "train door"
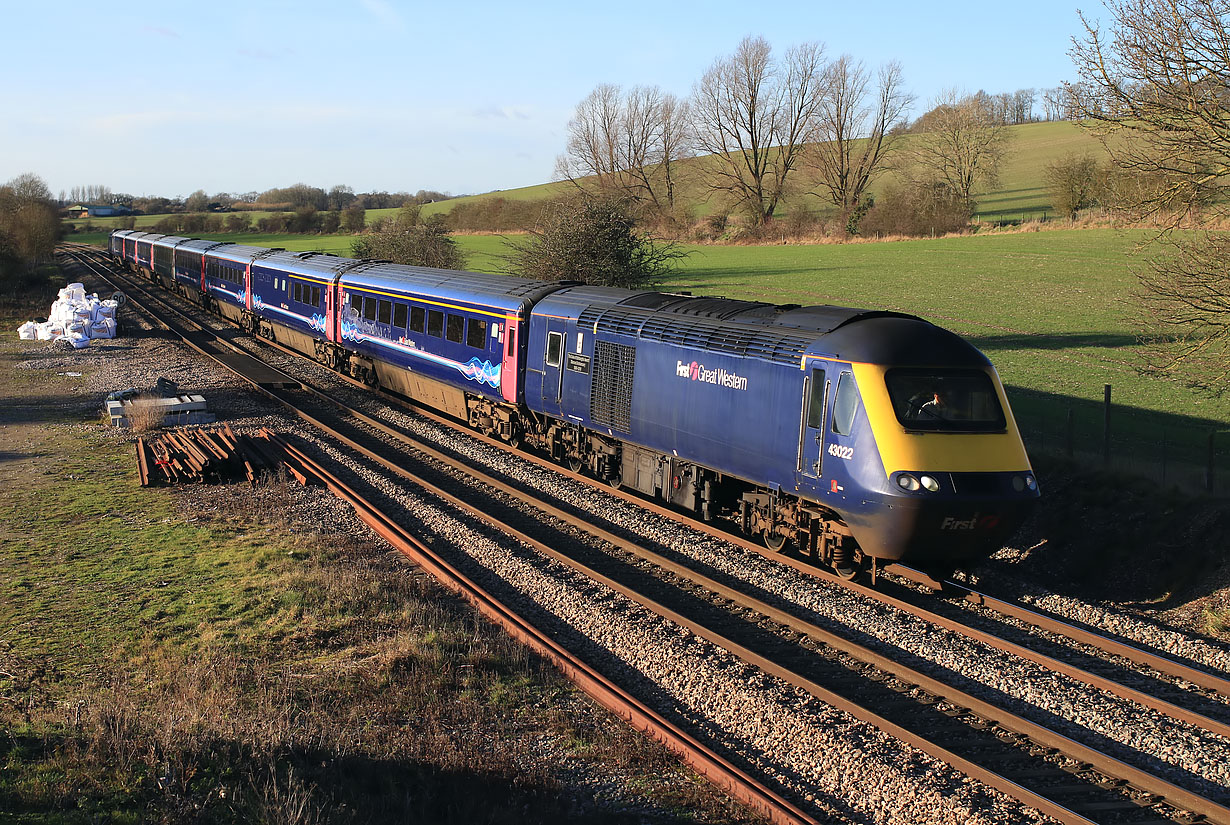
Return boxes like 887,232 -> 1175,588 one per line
540,318 -> 567,412
324,282 -> 337,343
500,316 -> 519,403
825,370 -> 859,475
799,367 -> 828,478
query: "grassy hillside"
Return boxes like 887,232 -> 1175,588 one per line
968,121 -> 1104,221
66,121 -> 1102,236
414,120 -> 1105,224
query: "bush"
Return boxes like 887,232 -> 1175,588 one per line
506,195 -> 686,288
859,181 -> 971,238
225,212 -> 252,233
351,206 -> 467,269
341,204 -> 366,233
446,197 -> 546,232
1045,154 -> 1103,220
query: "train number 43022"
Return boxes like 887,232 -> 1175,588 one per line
827,443 -> 854,460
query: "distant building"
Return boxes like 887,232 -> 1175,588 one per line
68,204 -> 131,218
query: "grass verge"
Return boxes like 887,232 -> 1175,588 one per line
0,316 -> 749,824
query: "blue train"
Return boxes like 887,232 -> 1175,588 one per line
112,229 -> 1039,579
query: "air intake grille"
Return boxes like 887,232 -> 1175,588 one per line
590,341 -> 636,433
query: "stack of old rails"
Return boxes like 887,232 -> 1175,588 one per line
135,426 -> 322,487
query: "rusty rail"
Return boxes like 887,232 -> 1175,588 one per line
259,430 -> 821,825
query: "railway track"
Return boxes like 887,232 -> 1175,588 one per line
62,244 -> 1230,824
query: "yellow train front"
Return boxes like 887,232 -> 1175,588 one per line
795,313 -> 1040,573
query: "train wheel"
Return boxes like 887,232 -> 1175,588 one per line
834,564 -> 860,581
607,474 -> 623,490
567,456 -> 584,475
763,531 -> 788,553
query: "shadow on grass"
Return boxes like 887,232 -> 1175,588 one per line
0,393 -> 102,426
966,331 -> 1139,352
0,735 -> 613,825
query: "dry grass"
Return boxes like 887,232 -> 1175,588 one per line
123,393 -> 167,432
1203,605 -> 1230,639
0,474 -> 745,824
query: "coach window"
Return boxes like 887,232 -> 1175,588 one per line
311,285 -> 321,306
393,303 -> 408,330
378,299 -> 392,325
446,314 -> 465,344
410,306 -> 426,334
363,296 -> 377,322
292,282 -> 302,303
806,368 -> 826,428
832,372 -> 858,436
506,326 -> 516,357
546,331 -> 563,368
466,318 -> 487,349
427,309 -> 444,337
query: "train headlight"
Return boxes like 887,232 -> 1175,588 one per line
920,475 -> 940,492
1012,474 -> 1037,493
897,473 -> 921,492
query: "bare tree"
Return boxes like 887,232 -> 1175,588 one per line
621,85 -> 692,210
1011,88 -> 1036,124
0,173 -> 60,265
658,92 -> 692,209
806,57 -> 912,233
907,89 -> 1012,213
1041,87 -> 1067,121
557,83 -> 627,192
556,84 -> 692,212
1070,0 -> 1230,220
328,184 -> 356,211
184,189 -> 210,212
690,36 -> 827,225
1070,0 -> 1230,391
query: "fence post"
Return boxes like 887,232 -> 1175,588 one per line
1160,429 -> 1167,485
1065,408 -> 1074,458
1208,430 -> 1216,492
1103,384 -> 1112,465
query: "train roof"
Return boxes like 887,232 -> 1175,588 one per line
150,235 -> 191,250
176,239 -> 227,253
249,250 -> 361,280
205,243 -> 283,265
538,286 -> 989,368
341,261 -> 570,314
111,229 -> 135,239
126,232 -> 165,244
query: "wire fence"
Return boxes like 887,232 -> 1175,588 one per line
1010,384 -> 1229,496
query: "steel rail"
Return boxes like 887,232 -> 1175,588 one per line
929,573 -> 1230,699
262,431 -> 821,825
83,247 -> 1230,739
70,246 -> 1230,823
61,246 -> 821,825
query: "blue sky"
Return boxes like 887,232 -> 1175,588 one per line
0,0 -> 1097,200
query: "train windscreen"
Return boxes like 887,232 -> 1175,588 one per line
885,368 -> 1006,432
